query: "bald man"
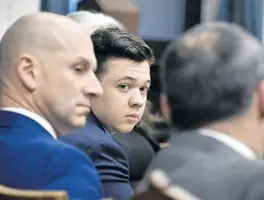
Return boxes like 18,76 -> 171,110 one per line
0,12 -> 103,200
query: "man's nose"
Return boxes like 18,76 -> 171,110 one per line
83,72 -> 103,97
129,90 -> 145,108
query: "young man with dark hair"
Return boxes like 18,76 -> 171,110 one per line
61,26 -> 155,199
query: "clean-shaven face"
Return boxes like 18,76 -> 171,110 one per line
35,33 -> 103,134
91,58 -> 151,133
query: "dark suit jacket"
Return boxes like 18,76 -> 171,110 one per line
0,110 -> 103,200
113,127 -> 160,189
140,131 -> 264,200
60,114 -> 133,199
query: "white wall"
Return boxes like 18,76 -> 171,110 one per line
0,0 -> 40,39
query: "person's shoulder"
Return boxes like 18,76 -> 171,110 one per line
14,137 -> 97,176
60,133 -> 119,164
38,139 -> 103,198
40,138 -> 99,175
59,120 -> 109,146
41,138 -> 92,162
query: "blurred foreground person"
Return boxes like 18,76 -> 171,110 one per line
140,22 -> 264,200
61,13 -> 155,198
0,12 -> 103,200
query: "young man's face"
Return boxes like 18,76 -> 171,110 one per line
90,57 -> 151,133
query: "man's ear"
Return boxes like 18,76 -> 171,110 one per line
160,93 -> 170,121
17,54 -> 38,91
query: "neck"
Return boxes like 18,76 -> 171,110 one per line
0,90 -> 42,118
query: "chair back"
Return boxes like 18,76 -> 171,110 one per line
132,170 -> 202,200
0,185 -> 67,200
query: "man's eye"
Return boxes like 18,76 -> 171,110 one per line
118,84 -> 130,91
74,65 -> 85,73
75,68 -> 83,72
140,87 -> 150,94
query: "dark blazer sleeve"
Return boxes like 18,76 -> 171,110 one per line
86,140 -> 134,199
113,130 -> 158,189
42,143 -> 103,200
61,133 -> 134,199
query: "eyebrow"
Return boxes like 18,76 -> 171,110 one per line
116,76 -> 151,84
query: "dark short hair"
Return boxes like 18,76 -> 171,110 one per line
160,22 -> 264,130
91,26 -> 155,77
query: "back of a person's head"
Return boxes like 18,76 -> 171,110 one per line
160,22 -> 264,130
67,10 -> 124,34
91,26 -> 155,77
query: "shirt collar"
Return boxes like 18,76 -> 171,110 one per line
1,107 -> 57,139
198,128 -> 256,159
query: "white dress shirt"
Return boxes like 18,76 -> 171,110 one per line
1,107 -> 57,139
199,128 -> 256,159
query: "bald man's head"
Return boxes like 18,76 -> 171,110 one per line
0,12 -> 103,134
0,12 -> 93,74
